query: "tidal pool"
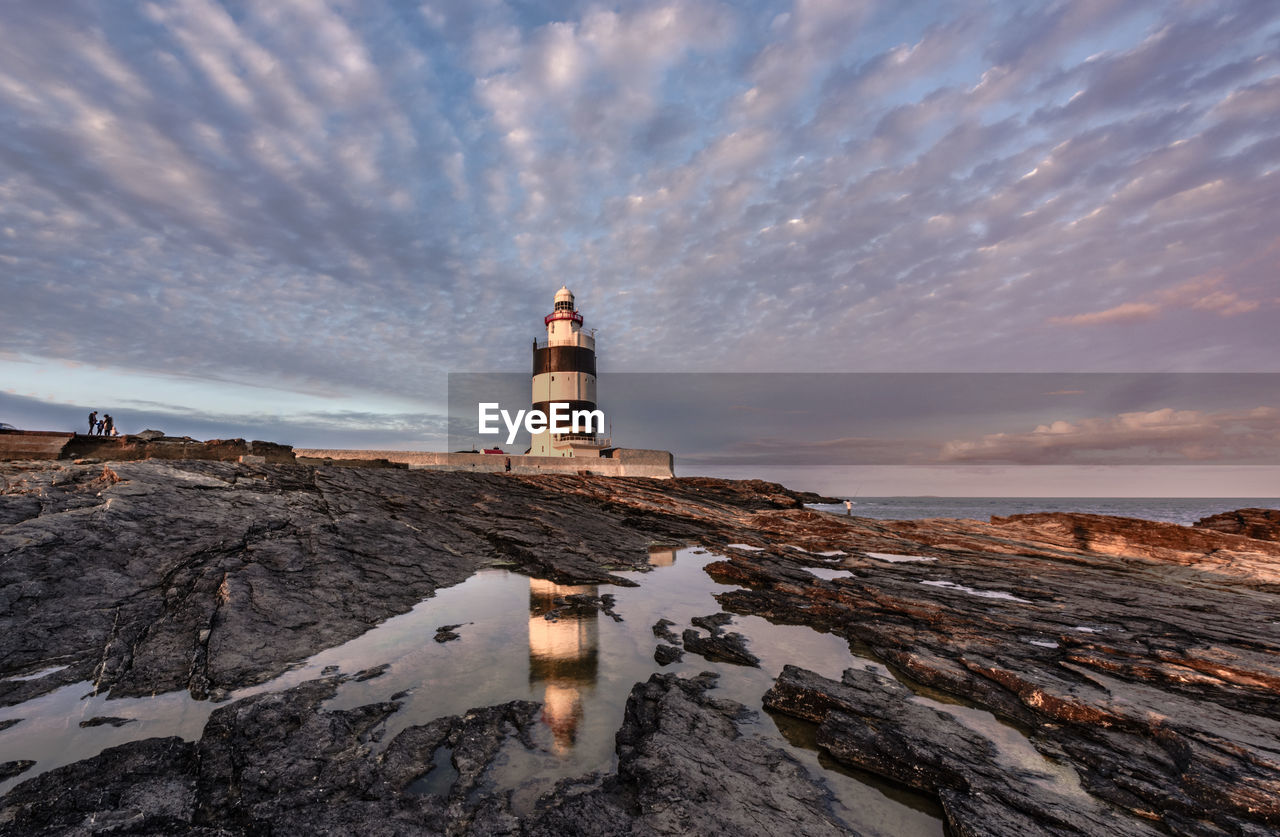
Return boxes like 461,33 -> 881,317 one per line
0,546 -> 958,834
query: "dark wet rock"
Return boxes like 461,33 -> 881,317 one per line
766,664 -> 1162,836
193,678 -> 540,834
678,611 -> 760,667
0,494 -> 41,527
321,665 -> 340,676
0,736 -> 198,836
189,677 -> 392,828
525,672 -> 852,836
350,663 -> 389,682
0,720 -> 18,733
0,676 -> 543,836
0,463 -> 121,526
706,509 -> 1280,834
1,464 -> 828,710
1193,508 -> 1280,542
6,462 -> 766,705
653,644 -> 683,666
78,715 -> 135,728
5,461 -> 1277,834
651,618 -> 680,644
594,592 -> 622,621
691,611 -> 733,635
552,592 -> 623,623
1,672 -> 850,837
681,627 -> 760,667
0,762 -> 33,784
434,623 -> 465,643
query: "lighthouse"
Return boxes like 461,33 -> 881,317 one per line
530,286 -> 608,456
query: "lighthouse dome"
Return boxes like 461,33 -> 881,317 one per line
553,285 -> 575,313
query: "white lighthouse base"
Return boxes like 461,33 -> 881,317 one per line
529,431 -> 612,457
295,447 -> 675,478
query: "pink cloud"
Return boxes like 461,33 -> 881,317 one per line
1049,274 -> 1265,327
940,406 -> 1280,464
1048,301 -> 1160,326
1190,290 -> 1259,316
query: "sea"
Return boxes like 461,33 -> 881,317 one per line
805,497 -> 1280,526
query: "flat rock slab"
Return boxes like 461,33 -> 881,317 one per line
0,671 -> 854,837
681,627 -> 760,667
77,716 -> 135,728
653,643 -> 683,666
765,664 -> 1162,836
707,511 -> 1280,834
5,463 -> 789,704
5,462 -> 1279,835
651,618 -> 680,644
0,675 -> 542,836
526,672 -> 853,836
1193,507 -> 1280,542
434,623 -> 465,643
0,763 -> 33,785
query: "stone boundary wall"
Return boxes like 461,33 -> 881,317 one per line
2,428 -> 670,476
63,436 -> 296,464
0,430 -> 295,464
295,448 -> 675,478
0,430 -> 75,461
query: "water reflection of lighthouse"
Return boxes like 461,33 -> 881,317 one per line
527,579 -> 599,754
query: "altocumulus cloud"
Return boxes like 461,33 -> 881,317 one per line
1,0 -> 1278,444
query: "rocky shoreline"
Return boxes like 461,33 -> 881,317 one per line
2,460 -> 1278,835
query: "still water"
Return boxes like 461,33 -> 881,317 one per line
1,546 -> 1092,834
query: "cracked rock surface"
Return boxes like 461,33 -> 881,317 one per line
704,510 -> 1280,835
0,672 -> 851,837
526,672 -> 852,836
764,664 -> 1162,836
4,460 -> 1279,835
3,462 -> 815,705
0,675 -> 543,837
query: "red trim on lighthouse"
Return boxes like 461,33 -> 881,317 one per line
545,311 -> 584,326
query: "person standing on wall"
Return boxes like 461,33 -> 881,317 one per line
88,411 -> 98,435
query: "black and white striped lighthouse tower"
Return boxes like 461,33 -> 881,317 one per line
530,286 -> 608,456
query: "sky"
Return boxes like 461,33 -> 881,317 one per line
2,0 -> 1279,495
